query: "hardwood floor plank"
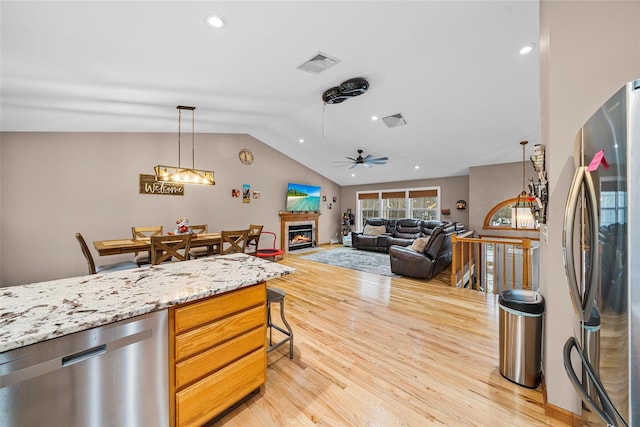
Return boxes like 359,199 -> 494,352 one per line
209,246 -> 574,426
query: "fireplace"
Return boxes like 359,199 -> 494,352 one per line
288,224 -> 313,251
279,212 -> 319,253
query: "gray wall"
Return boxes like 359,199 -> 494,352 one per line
340,175 -> 469,230
540,0 -> 640,415
469,161 -> 540,239
0,132 -> 341,286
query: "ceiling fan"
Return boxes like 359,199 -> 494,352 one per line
334,149 -> 389,169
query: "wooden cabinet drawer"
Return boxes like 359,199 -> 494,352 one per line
176,348 -> 266,427
174,305 -> 264,361
169,282 -> 267,427
174,284 -> 265,333
175,326 -> 264,389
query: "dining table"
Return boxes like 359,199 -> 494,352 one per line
93,232 -> 222,257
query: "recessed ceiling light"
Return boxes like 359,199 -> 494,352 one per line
371,115 -> 378,121
351,173 -> 355,177
205,14 -> 227,28
414,165 -> 420,170
298,138 -> 305,143
519,43 -> 535,55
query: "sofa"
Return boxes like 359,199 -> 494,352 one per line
351,218 -> 455,253
389,222 -> 463,279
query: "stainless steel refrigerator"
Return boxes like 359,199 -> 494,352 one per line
562,79 -> 639,426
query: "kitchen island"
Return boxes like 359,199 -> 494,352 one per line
0,254 -> 294,426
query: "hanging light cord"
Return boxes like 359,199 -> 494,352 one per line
521,140 -> 528,195
177,108 -> 182,168
191,108 -> 195,169
176,105 -> 197,169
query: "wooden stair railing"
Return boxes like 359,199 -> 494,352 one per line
451,234 -> 532,293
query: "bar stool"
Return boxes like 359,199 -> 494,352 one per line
266,287 -> 294,359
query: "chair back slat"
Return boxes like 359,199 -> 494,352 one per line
132,226 -> 164,260
151,234 -> 192,264
132,226 -> 163,239
221,229 -> 249,255
190,224 -> 208,234
245,224 -> 264,255
75,232 -> 97,274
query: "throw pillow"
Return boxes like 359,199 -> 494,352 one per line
411,237 -> 430,252
363,224 -> 387,236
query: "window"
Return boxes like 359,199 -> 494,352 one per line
356,187 -> 440,230
358,193 -> 381,228
382,191 -> 406,219
483,198 -> 539,230
409,189 -> 438,220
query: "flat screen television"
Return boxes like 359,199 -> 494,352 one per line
286,183 -> 321,212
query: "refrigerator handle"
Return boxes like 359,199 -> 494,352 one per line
562,166 -> 599,320
582,169 -> 599,321
563,337 -> 627,427
563,167 -> 587,319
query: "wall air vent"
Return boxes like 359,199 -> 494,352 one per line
382,113 -> 407,128
296,52 -> 341,75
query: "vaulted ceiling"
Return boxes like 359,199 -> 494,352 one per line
1,1 -> 540,186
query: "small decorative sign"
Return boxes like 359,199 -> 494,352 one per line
139,174 -> 184,196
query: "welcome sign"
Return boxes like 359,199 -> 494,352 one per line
139,174 -> 184,196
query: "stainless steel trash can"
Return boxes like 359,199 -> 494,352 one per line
581,307 -> 600,408
498,289 -> 545,388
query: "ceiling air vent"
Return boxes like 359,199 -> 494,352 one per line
296,52 -> 341,75
382,113 -> 407,128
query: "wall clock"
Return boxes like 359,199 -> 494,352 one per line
239,148 -> 254,165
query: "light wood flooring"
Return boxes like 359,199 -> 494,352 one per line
211,245 -> 574,426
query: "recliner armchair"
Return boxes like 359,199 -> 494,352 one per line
389,223 -> 460,279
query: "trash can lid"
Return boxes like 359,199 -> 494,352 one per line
498,289 -> 545,315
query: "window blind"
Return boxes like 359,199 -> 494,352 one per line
409,189 -> 438,198
358,193 -> 379,200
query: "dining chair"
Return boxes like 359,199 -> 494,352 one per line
221,229 -> 249,255
150,234 -> 192,265
75,233 -> 138,275
245,224 -> 264,256
131,226 -> 163,266
188,224 -> 211,258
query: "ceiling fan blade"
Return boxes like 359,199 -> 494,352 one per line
364,156 -> 389,162
349,163 -> 358,170
363,163 -> 373,168
346,156 -> 357,161
362,154 -> 372,161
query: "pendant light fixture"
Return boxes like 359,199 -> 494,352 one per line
154,106 -> 215,186
511,140 -> 536,229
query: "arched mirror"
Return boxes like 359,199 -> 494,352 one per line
483,198 -> 539,230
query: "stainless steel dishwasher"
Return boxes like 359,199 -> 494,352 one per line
0,310 -> 168,427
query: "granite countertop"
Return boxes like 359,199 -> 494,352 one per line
0,254 -> 295,353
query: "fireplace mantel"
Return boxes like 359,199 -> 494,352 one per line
279,212 -> 320,252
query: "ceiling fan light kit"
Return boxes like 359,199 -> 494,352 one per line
322,77 -> 369,104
